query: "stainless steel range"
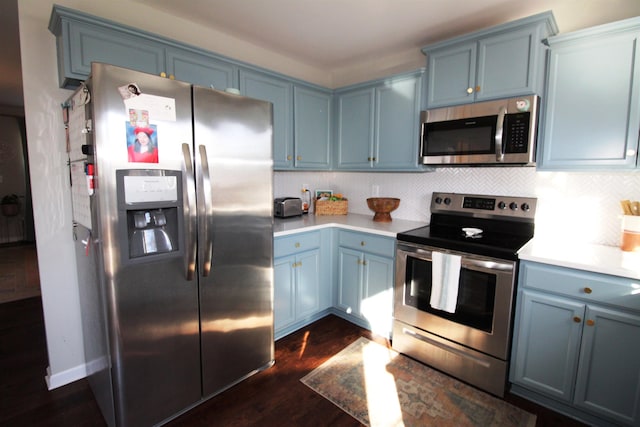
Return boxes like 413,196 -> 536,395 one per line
392,192 -> 536,397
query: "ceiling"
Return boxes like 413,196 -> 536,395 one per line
2,0 -> 639,110
132,0 -> 640,70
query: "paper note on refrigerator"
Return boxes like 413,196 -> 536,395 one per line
124,93 -> 176,122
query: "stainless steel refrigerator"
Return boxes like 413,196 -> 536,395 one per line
70,63 -> 274,426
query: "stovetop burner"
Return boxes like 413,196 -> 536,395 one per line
397,192 -> 537,260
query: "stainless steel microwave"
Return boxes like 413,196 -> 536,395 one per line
420,95 -> 539,166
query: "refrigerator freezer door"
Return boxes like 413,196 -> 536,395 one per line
89,63 -> 201,427
193,87 -> 275,397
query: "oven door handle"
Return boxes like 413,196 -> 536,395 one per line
397,247 -> 514,273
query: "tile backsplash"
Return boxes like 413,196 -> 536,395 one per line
275,168 -> 640,247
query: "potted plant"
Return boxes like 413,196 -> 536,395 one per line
1,194 -> 19,217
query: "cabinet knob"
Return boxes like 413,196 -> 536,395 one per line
297,156 -> 302,161
294,242 -> 300,248
475,85 -> 481,92
287,155 -> 292,161
367,157 -> 372,161
169,74 -> 175,80
466,87 -> 474,94
584,287 -> 593,294
160,72 -> 167,78
360,241 -> 365,246
586,319 -> 595,327
573,316 -> 582,323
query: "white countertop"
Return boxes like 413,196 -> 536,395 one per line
518,238 -> 640,280
274,213 -> 428,238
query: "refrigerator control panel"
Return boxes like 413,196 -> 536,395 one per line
123,175 -> 178,204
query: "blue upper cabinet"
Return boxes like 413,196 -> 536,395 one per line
239,71 -> 293,169
336,87 -> 375,169
49,8 -> 166,88
166,48 -> 238,90
537,17 -> 640,171
336,70 -> 426,171
293,86 -> 332,170
49,5 -> 239,90
423,11 -> 558,108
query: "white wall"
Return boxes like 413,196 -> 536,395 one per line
18,0 -> 640,390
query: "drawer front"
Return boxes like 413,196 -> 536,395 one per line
274,231 -> 321,258
338,230 -> 395,257
521,262 -> 640,311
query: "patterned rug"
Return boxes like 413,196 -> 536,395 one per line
301,337 -> 536,427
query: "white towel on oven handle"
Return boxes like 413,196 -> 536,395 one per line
430,251 -> 461,313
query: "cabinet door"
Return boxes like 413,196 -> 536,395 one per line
375,74 -> 422,169
574,306 -> 640,425
539,28 -> 640,170
337,247 -> 363,315
361,254 -> 394,336
64,21 -> 166,84
336,88 -> 375,169
511,290 -> 585,402
293,86 -> 332,169
240,71 -> 293,169
475,27 -> 538,101
295,249 -> 321,319
426,42 -> 476,108
165,48 -> 237,89
274,255 -> 296,331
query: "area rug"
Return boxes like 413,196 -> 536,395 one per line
301,337 -> 535,427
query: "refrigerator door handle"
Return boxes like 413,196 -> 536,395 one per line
198,144 -> 213,277
182,143 -> 197,281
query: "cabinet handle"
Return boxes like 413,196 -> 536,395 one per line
367,157 -> 372,161
584,287 -> 593,294
466,87 -> 473,94
573,316 -> 582,323
292,261 -> 302,268
586,319 -> 595,327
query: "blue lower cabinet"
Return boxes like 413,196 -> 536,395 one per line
273,231 -> 330,339
336,231 -> 395,337
510,261 -> 640,426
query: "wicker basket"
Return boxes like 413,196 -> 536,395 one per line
315,199 -> 348,215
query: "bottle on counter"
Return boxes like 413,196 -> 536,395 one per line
301,188 -> 311,214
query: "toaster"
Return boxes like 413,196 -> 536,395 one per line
274,197 -> 303,218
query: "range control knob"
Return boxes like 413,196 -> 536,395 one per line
444,197 -> 452,205
498,201 -> 507,210
509,202 -> 519,211
435,197 -> 443,204
521,203 -> 531,212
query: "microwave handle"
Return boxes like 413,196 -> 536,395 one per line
494,106 -> 507,162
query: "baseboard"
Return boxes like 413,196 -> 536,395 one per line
45,363 -> 87,390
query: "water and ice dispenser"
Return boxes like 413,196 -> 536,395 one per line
116,170 -> 183,260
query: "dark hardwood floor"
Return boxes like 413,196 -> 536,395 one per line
0,297 -> 587,426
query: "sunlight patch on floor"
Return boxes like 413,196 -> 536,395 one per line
362,342 -> 404,426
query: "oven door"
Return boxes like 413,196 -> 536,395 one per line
393,242 -> 516,359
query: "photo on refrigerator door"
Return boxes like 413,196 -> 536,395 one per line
126,121 -> 159,163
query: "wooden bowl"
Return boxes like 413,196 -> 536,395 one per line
366,197 -> 400,222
